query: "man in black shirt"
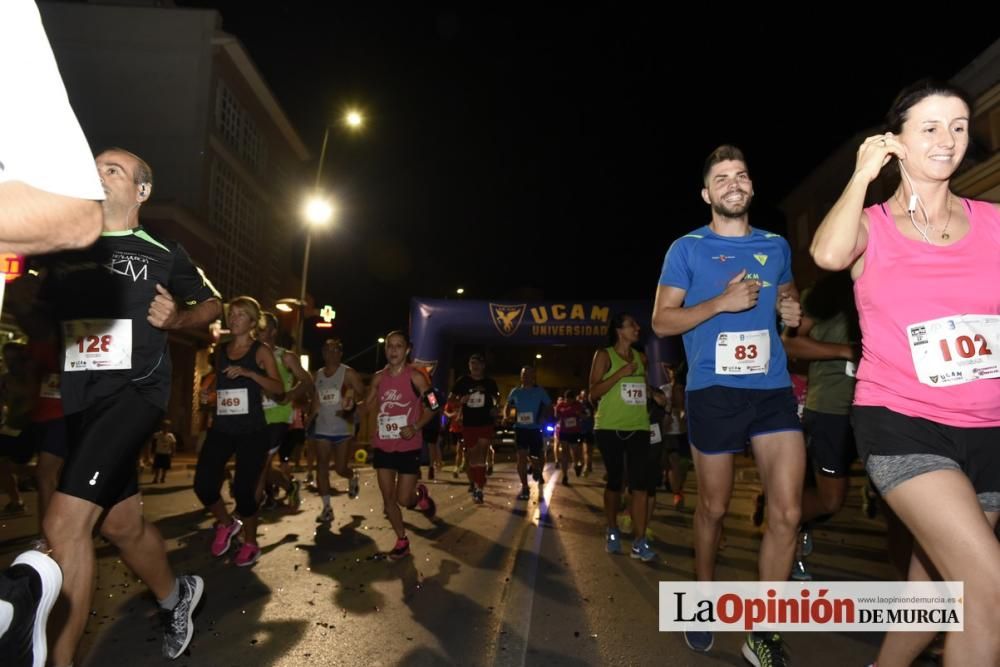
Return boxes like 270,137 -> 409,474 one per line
449,353 -> 500,503
41,148 -> 221,665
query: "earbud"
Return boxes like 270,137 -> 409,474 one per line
138,183 -> 149,197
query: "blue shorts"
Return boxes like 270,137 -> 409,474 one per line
311,433 -> 352,444
687,386 -> 801,455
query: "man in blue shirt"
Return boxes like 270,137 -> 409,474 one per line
504,366 -> 552,500
651,145 -> 804,666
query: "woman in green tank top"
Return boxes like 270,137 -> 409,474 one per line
588,313 -> 656,561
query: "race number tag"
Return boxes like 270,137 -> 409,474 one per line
39,373 -> 61,399
378,414 -> 408,440
517,411 -> 534,425
217,388 -> 249,416
715,330 -> 770,375
620,382 -> 646,405
63,319 -> 132,371
562,416 -> 577,429
650,422 -> 662,444
907,314 -> 1000,387
319,387 -> 341,406
467,392 -> 485,408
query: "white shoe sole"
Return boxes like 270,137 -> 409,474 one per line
13,551 -> 63,667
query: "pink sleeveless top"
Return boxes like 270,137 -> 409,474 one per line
372,367 -> 423,453
854,198 -> 1000,426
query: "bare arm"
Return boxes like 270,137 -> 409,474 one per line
342,368 -> 367,411
239,344 -> 284,396
776,281 -> 802,328
652,268 -> 761,337
403,370 -> 434,438
280,350 -> 314,403
810,132 -> 903,270
147,284 -> 222,332
361,371 -> 383,439
781,314 -> 855,362
0,181 -> 102,254
588,349 -> 630,402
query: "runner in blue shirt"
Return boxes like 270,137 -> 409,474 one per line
504,366 -> 552,500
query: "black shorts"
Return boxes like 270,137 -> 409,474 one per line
853,405 -> 1000,501
664,432 -> 691,458
279,428 -> 305,463
803,409 -> 856,477
515,429 -> 544,458
373,448 -> 421,475
153,453 -> 172,470
0,431 -> 34,465
595,429 -> 653,493
60,385 -> 163,509
560,432 -> 584,445
266,422 -> 289,455
29,419 -> 68,459
687,386 -> 801,455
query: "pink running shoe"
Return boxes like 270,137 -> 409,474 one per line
234,542 -> 261,567
211,519 -> 243,557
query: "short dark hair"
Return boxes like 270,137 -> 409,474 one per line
702,144 -> 747,184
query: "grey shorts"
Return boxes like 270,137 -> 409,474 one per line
854,406 -> 1000,512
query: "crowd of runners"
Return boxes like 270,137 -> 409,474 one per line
1,6 -> 999,665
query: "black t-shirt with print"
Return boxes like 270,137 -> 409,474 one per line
41,227 -> 220,413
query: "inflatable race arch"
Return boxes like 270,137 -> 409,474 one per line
409,298 -> 681,390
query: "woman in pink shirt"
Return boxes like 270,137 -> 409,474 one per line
361,330 -> 438,560
812,79 -> 1000,666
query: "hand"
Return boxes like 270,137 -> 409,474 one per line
400,424 -> 417,440
717,269 -> 761,313
223,365 -> 246,380
342,396 -> 355,411
620,361 -> 637,376
777,293 -> 801,328
855,132 -> 905,183
147,284 -> 179,329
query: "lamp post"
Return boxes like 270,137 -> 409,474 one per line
296,108 -> 365,353
375,336 -> 385,370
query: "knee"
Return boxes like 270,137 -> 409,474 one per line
100,513 -> 143,544
44,508 -> 84,544
696,497 -> 728,524
819,488 -> 847,516
766,502 -> 802,532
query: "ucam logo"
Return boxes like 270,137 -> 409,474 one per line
489,304 -> 526,337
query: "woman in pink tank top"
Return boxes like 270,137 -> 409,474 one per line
812,79 -> 1000,666
361,330 -> 439,560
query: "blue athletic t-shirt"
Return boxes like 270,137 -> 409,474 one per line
658,226 -> 794,391
506,386 -> 551,429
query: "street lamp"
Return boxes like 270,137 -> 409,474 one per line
456,287 -> 464,296
296,108 -> 365,353
375,336 -> 385,369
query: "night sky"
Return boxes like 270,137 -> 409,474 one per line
174,4 -> 997,363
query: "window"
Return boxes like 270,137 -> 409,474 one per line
215,82 -> 266,172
